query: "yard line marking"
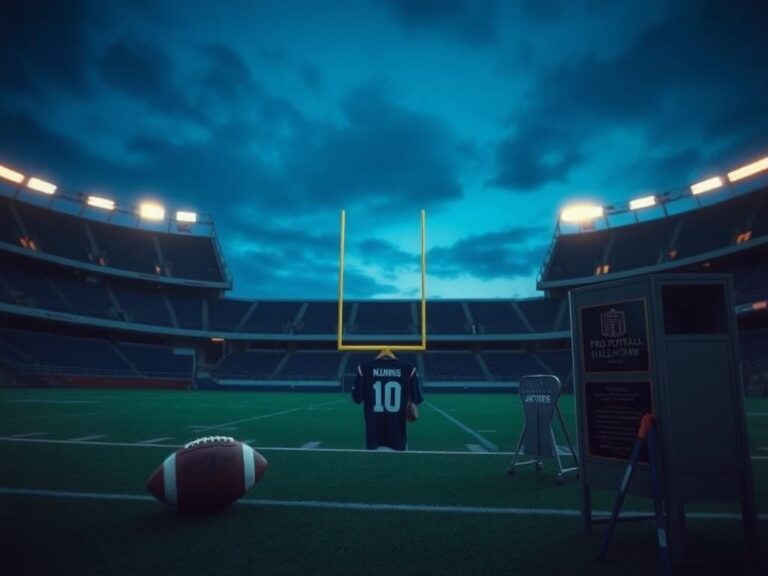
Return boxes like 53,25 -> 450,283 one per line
2,436 -> 767,461
136,437 -> 173,444
302,441 -> 323,449
426,402 -> 498,452
0,436 -> 512,454
10,399 -> 102,404
4,411 -> 101,421
0,487 -> 766,521
9,432 -> 47,438
68,434 -> 106,442
466,444 -> 487,453
193,399 -> 346,434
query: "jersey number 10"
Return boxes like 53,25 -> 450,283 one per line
372,380 -> 402,413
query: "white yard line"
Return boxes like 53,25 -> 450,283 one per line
9,400 -> 102,404
136,437 -> 173,445
0,436 -> 512,454
301,441 -> 323,449
4,412 -> 101,421
68,434 -> 107,442
193,399 -> 346,433
2,436 -> 767,461
0,487 -> 765,521
466,444 -> 487,453
426,402 -> 498,451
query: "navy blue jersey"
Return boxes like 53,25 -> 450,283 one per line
352,355 -> 423,451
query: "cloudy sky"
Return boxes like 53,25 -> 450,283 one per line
1,0 -> 766,299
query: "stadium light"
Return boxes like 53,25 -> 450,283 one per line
727,157 -> 768,183
27,177 -> 57,195
690,176 -> 723,195
629,195 -> 657,210
176,210 -> 197,223
0,164 -> 24,184
86,195 -> 115,211
139,201 -> 165,221
560,203 -> 604,223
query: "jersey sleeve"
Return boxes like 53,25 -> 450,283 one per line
351,363 -> 364,404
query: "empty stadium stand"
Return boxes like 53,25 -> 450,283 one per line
240,301 -> 303,333
467,301 -> 528,334
2,158 -> 767,394
0,328 -> 192,382
425,301 -> 469,334
516,298 -> 567,333
207,299 -> 253,332
279,351 -> 341,380
422,351 -> 485,381
353,301 -> 414,334
299,301 -> 343,334
213,350 -> 287,380
482,351 -> 547,382
0,187 -> 229,287
539,184 -> 768,291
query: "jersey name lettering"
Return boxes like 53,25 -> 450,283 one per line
373,367 -> 402,378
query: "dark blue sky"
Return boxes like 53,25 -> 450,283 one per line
1,0 -> 766,299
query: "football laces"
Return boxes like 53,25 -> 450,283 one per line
184,436 -> 234,449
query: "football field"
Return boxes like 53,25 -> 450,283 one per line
1,388 -> 766,575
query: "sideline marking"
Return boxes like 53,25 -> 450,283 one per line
193,399 -> 346,434
2,436 -> 767,460
302,441 -> 323,449
427,402 -> 498,451
466,444 -> 487,453
0,487 -> 766,521
68,435 -> 106,442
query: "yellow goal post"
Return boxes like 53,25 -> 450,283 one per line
337,209 -> 427,351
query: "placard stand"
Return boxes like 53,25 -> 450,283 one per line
507,374 -> 578,485
569,274 -> 759,566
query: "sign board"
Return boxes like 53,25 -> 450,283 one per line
580,299 -> 650,373
584,380 -> 653,462
569,274 -> 758,560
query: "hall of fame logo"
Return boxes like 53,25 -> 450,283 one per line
600,308 -> 626,338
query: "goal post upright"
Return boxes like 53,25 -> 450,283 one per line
337,209 -> 427,352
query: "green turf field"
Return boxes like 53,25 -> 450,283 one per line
1,388 -> 766,575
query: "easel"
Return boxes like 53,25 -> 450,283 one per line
599,414 -> 672,575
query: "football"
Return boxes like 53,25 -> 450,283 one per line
406,401 -> 419,422
146,436 -> 268,514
